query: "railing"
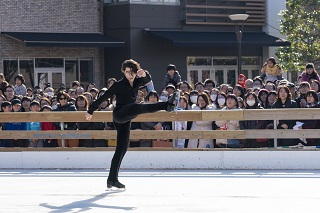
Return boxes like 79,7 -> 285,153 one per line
0,108 -> 320,149
185,0 -> 266,26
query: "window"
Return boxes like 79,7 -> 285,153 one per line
19,59 -> 34,88
3,59 -> 18,85
35,58 -> 64,68
80,59 -> 93,89
65,59 -> 79,89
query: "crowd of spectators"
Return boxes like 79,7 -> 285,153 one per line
0,58 -> 320,148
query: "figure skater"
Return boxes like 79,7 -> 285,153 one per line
85,59 -> 177,189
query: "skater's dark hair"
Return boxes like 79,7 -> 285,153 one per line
121,59 -> 140,73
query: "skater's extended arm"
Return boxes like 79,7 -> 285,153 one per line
87,83 -> 117,115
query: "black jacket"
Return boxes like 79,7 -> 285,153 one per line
54,102 -> 78,130
88,71 -> 151,114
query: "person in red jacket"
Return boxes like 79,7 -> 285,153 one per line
40,105 -> 58,147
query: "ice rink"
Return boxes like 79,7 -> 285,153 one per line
1,169 -> 320,213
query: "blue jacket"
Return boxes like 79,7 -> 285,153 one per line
26,122 -> 41,131
4,122 -> 26,131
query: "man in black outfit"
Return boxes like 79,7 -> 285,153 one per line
85,59 -> 177,189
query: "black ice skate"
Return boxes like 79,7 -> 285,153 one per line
107,180 -> 126,189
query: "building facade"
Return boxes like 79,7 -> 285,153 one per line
0,0 -> 122,90
104,0 -> 289,91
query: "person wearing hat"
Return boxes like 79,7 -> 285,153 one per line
165,84 -> 176,95
5,99 -> 26,147
11,99 -> 21,112
163,64 -> 181,89
295,81 -> 311,108
301,63 -> 320,83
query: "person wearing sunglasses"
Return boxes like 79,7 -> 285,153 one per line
54,90 -> 78,147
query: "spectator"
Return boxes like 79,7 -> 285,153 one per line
0,94 -> 6,108
26,87 -> 33,98
87,83 -> 96,92
76,95 -> 106,147
71,81 -> 80,90
174,96 -> 188,148
89,88 -> 99,100
233,84 -> 245,98
287,83 -> 297,99
296,90 -> 320,146
26,101 -> 43,147
272,86 -> 298,146
187,93 -> 214,148
0,101 -> 12,147
13,74 -> 27,96
310,80 -> 320,100
159,90 -> 168,102
54,91 -> 78,147
4,85 -> 16,102
39,97 -> 51,108
265,82 -> 276,92
139,85 -> 148,98
209,88 -> 219,106
244,79 -> 253,90
216,94 -> 241,148
21,96 -> 31,112
238,74 -> 246,88
40,105 -> 58,147
83,92 -> 93,104
265,91 -> 277,109
163,64 -> 181,88
135,90 -> 145,104
188,90 -> 199,108
253,76 -> 264,89
295,82 -> 310,108
204,79 -> 215,91
195,82 -> 205,93
237,97 -> 244,109
107,78 -> 116,89
5,99 -> 26,147
140,91 -> 162,147
240,92 -> 266,148
258,89 -> 269,108
0,73 -> 9,92
301,63 -> 320,83
219,84 -> 229,94
216,92 -> 227,110
260,57 -> 283,82
178,81 -> 192,93
165,84 -> 175,96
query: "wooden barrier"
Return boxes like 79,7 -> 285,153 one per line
0,109 -> 319,141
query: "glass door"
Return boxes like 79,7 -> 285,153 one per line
35,68 -> 65,89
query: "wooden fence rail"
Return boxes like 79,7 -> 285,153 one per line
0,109 -> 319,141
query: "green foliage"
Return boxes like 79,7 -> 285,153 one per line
276,0 -> 320,72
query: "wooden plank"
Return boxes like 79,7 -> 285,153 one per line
0,111 -> 202,122
244,108 -> 320,120
202,110 -> 244,121
202,130 -> 245,139
245,129 -> 320,139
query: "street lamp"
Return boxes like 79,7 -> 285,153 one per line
229,14 -> 249,78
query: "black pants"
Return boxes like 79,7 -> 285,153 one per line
108,102 -> 166,182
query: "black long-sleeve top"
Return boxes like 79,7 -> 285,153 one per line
87,71 -> 151,115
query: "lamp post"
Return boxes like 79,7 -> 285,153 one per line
228,14 -> 249,78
